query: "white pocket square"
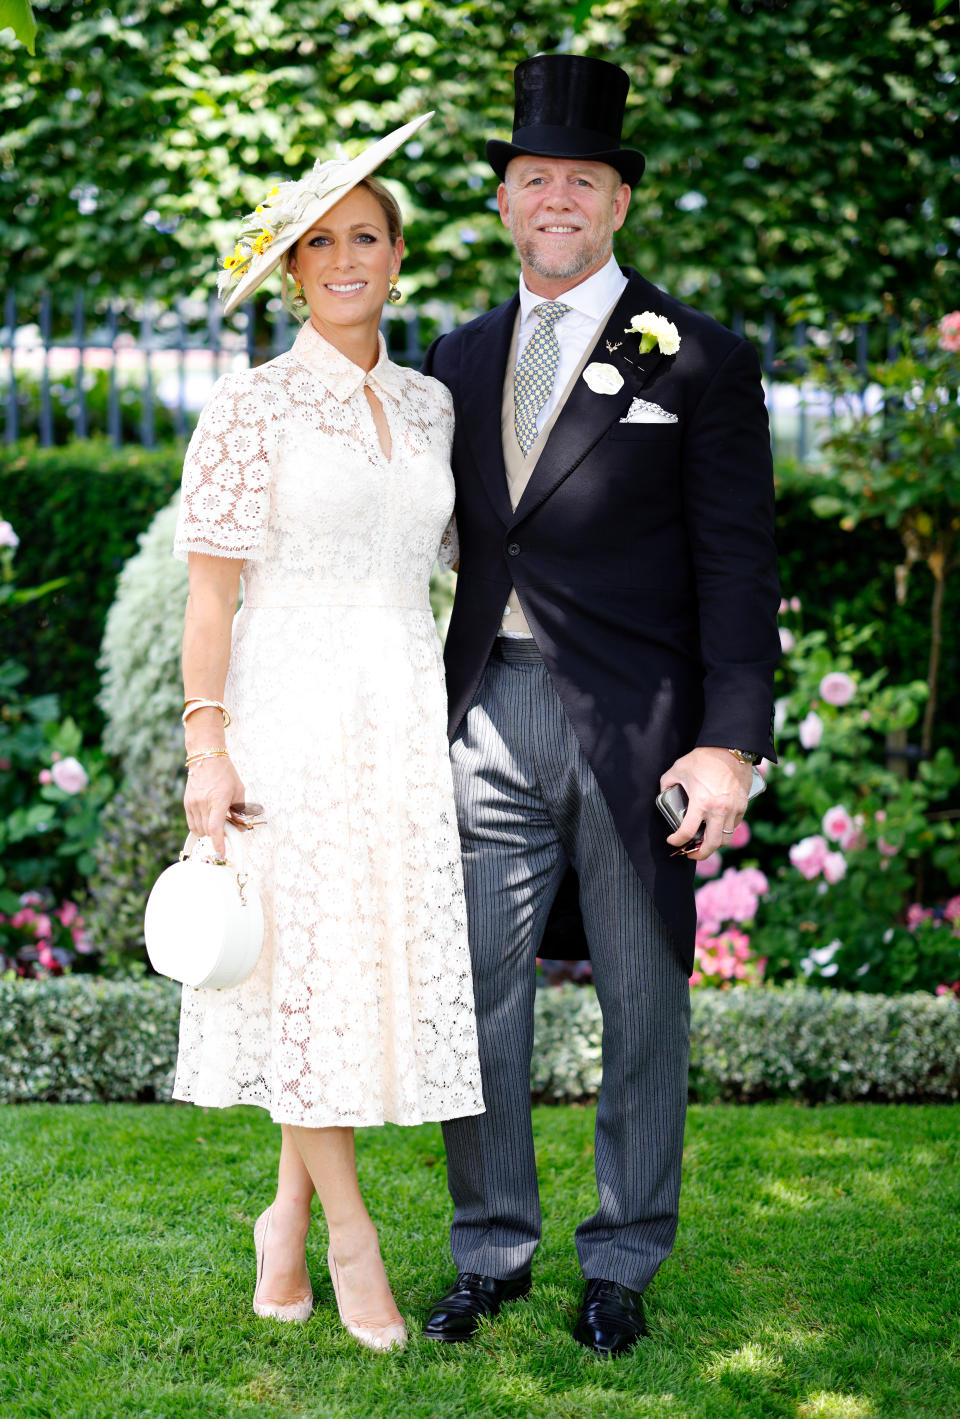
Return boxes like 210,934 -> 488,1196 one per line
619,398 -> 678,424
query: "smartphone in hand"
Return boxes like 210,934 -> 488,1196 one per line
655,767 -> 765,848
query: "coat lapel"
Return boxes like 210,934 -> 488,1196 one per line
458,296 -> 519,526
511,272 -> 673,526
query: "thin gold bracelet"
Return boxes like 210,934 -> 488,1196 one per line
185,748 -> 230,768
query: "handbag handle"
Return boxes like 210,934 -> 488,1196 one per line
179,820 -> 251,873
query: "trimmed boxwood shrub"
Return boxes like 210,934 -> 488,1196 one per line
2,979 -> 958,1106
0,440 -> 183,738
532,984 -> 960,1104
0,976 -> 180,1104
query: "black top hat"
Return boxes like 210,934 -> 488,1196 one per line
486,54 -> 645,188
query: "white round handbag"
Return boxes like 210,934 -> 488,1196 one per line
144,821 -> 264,989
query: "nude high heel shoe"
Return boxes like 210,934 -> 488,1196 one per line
327,1247 -> 407,1352
252,1206 -> 314,1322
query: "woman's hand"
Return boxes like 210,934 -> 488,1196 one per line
184,755 -> 246,859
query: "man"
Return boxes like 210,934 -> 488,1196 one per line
422,54 -> 780,1357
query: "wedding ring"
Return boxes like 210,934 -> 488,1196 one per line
721,828 -> 735,835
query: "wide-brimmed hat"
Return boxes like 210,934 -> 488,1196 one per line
218,112 -> 433,314
486,55 -> 644,188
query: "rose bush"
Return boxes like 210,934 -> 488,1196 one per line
0,888 -> 94,977
709,604 -> 960,993
0,521 -> 113,921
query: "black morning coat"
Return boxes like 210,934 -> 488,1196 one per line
422,267 -> 781,972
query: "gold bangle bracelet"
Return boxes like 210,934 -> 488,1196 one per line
182,699 -> 232,729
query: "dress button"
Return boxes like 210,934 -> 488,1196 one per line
507,542 -> 521,557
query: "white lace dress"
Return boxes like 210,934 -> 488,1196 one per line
171,321 -> 484,1128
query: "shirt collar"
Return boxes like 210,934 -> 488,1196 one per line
518,253 -> 627,324
291,321 -> 404,404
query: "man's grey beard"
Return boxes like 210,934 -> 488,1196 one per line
512,222 -> 614,281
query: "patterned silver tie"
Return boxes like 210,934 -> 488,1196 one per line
513,302 -> 572,454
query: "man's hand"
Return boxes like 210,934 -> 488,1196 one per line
659,747 -> 754,861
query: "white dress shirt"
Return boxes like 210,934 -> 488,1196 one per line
515,254 -> 628,437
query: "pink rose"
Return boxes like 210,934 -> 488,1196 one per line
822,805 -> 853,843
58,901 -> 80,927
34,914 -> 53,939
38,768 -> 53,785
695,866 -> 768,933
730,820 -> 751,849
823,851 -> 847,884
696,854 -> 722,879
840,815 -> 866,852
19,891 -> 43,907
874,810 -> 887,823
737,867 -> 770,896
10,908 -> 36,928
690,969 -> 704,987
877,838 -> 899,858
779,627 -> 796,653
906,903 -> 933,930
789,834 -> 830,881
938,311 -> 960,353
798,711 -> 823,749
0,519 -> 19,550
818,671 -> 856,707
790,596 -> 801,612
944,896 -> 960,923
51,757 -> 88,794
778,598 -> 789,615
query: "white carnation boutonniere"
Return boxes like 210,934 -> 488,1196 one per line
625,311 -> 681,357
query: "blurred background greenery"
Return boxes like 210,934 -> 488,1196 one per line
1,0 -> 957,320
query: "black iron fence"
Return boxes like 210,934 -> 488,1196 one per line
1,287 -> 889,461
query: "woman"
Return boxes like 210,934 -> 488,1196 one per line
172,114 -> 483,1351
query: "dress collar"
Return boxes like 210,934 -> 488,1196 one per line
290,321 -> 404,404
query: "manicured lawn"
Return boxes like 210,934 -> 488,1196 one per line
1,1102 -> 957,1418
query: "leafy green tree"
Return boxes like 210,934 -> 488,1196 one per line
1,0 -> 956,320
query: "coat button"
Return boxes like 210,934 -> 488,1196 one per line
507,542 -> 521,556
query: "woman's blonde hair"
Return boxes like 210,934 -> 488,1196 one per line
280,177 -> 404,319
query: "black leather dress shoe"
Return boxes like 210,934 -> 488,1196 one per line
423,1271 -> 532,1342
573,1278 -> 647,1357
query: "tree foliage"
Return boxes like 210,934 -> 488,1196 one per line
1,0 -> 957,321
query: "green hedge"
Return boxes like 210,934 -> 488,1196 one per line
0,440 -> 183,738
534,984 -> 960,1104
0,977 -> 180,1104
2,979 -> 958,1106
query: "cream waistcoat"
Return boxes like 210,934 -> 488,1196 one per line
500,302 -> 618,636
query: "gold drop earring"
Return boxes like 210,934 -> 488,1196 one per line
387,274 -> 402,304
292,280 -> 307,309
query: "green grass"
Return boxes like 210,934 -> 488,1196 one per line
1,1103 -> 957,1419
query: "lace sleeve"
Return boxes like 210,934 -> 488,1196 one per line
174,372 -> 281,562
437,514 -> 459,571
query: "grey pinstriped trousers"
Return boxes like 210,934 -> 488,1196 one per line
443,637 -> 690,1293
